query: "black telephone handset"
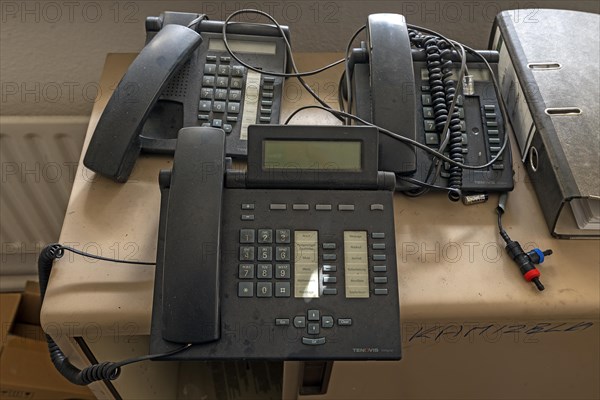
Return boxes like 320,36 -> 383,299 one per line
350,13 -> 513,196
84,24 -> 202,182
160,127 -> 225,343
84,11 -> 289,183
366,14 -> 417,175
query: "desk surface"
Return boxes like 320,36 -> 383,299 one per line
42,53 -> 600,337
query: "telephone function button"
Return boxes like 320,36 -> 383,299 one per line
338,204 -> 355,211
370,204 -> 384,211
315,204 -> 332,211
337,318 -> 352,326
302,337 -> 326,346
322,264 -> 337,272
321,316 -> 334,328
322,288 -> 338,295
270,203 -> 287,210
373,254 -> 387,261
260,116 -> 271,123
372,243 -> 386,250
484,104 -> 496,112
488,130 -> 499,137
374,277 -> 388,284
425,133 -> 439,146
374,288 -> 389,295
241,214 -> 254,221
198,101 -> 212,112
275,318 -> 290,326
275,282 -> 291,297
223,124 -> 233,134
198,114 -> 210,121
307,310 -> 320,321
308,323 -> 320,335
206,55 -> 217,62
263,76 -> 275,83
323,254 -> 337,261
293,204 -> 309,211
262,100 -> 273,107
322,243 -> 336,250
211,120 -> 223,128
372,233 -> 385,239
294,316 -> 306,328
219,56 -> 231,63
238,282 -> 253,297
373,265 -> 387,272
323,276 -> 337,284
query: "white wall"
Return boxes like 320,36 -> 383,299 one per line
1,0 -> 598,116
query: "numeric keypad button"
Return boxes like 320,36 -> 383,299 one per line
275,264 -> 290,279
276,246 -> 291,261
239,246 -> 254,261
257,282 -> 272,298
238,282 -> 253,297
258,246 -> 273,261
238,264 -> 254,279
202,76 -> 215,86
276,229 -> 291,243
257,264 -> 273,279
258,229 -> 273,243
239,229 -> 255,243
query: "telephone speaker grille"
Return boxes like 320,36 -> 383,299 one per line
160,62 -> 191,99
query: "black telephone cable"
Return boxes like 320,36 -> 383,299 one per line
220,9 -> 343,121
284,105 -> 504,171
38,244 -> 191,386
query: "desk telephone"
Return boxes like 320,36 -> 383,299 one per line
150,125 -> 401,360
84,11 -> 289,182
348,14 -> 514,196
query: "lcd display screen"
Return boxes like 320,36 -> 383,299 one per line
263,140 -> 362,171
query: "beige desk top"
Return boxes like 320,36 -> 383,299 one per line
42,53 -> 600,338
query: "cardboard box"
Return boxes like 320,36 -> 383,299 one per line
1,283 -> 94,400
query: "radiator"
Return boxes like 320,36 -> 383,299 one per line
0,116 -> 88,291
